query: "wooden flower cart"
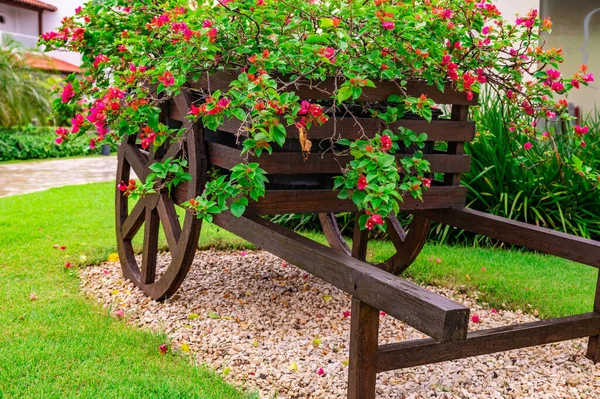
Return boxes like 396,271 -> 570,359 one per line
115,72 -> 600,398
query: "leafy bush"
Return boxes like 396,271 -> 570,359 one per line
0,126 -> 110,161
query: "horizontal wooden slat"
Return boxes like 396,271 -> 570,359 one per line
243,186 -> 467,214
377,312 -> 600,371
413,208 -> 600,268
219,118 -> 475,142
211,212 -> 470,341
186,71 -> 477,105
206,142 -> 471,174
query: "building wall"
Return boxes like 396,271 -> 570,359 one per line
496,0 -> 540,22
540,1 -> 600,112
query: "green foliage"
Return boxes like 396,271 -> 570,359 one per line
0,39 -> 56,128
0,126 -> 108,162
43,0 -> 593,229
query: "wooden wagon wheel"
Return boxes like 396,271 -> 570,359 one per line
116,90 -> 206,300
319,212 -> 430,275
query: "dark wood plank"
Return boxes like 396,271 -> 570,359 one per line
206,142 -> 471,174
348,298 -> 379,399
121,199 -> 145,241
413,208 -> 600,269
169,103 -> 476,143
348,216 -> 379,398
157,194 -> 181,258
211,212 -> 470,341
242,186 -> 468,214
586,272 -> 600,363
187,71 -> 478,105
377,313 -> 600,371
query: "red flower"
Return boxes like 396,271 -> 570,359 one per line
298,100 -> 310,115
575,125 -> 589,135
523,142 -> 532,150
316,368 -> 325,376
357,175 -> 367,190
159,344 -> 168,354
365,214 -> 384,230
422,178 -> 431,189
380,134 -> 392,151
471,315 -> 480,323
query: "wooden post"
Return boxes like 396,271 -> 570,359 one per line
586,271 -> 600,362
348,214 -> 379,399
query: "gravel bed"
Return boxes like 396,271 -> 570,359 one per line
80,250 -> 600,398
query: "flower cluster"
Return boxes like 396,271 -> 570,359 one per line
44,0 -> 594,229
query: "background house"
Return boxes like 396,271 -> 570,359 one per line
0,0 -> 82,74
499,0 -> 599,112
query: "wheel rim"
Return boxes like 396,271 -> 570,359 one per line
319,212 -> 430,275
115,90 -> 205,300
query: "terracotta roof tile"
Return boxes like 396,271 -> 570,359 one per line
4,0 -> 57,12
24,54 -> 82,73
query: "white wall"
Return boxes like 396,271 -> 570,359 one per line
43,0 -> 83,66
496,0 -> 541,22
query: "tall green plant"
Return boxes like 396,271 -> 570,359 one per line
0,38 -> 55,128
440,95 -> 600,245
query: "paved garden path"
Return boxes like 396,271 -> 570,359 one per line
0,156 -> 118,198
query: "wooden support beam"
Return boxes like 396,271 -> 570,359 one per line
413,207 -> 600,268
348,218 -> 378,399
212,212 -> 470,342
586,271 -> 600,362
377,312 -> 600,372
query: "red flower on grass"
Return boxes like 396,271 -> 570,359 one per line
159,344 -> 168,354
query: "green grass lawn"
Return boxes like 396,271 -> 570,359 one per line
0,183 -> 255,399
0,182 -> 597,398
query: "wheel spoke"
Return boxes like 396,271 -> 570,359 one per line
124,144 -> 149,181
121,200 -> 145,240
319,213 -> 351,255
157,194 -> 182,257
386,214 -> 407,247
141,207 -> 160,284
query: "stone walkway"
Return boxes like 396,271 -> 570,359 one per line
0,156 -> 118,198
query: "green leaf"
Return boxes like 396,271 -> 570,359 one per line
272,124 -> 287,147
352,190 -> 366,207
231,108 -> 246,121
230,201 -> 246,217
337,86 -> 353,104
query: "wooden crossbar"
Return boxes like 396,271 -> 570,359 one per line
377,312 -> 600,372
212,212 -> 470,342
413,208 -> 600,268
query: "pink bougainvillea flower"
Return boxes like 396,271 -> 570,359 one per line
207,27 -> 218,42
422,178 -> 432,189
571,79 -> 580,89
581,141 -> 587,148
115,309 -> 124,318
102,269 -> 110,275
158,71 -> 175,86
380,311 -> 387,317
381,20 -> 395,30
202,19 -> 212,28
217,97 -> 231,108
60,246 -> 67,250
343,311 -> 351,318
61,83 -> 75,103
30,293 -> 38,301
523,142 -> 533,150
64,262 -> 71,269
471,314 -> 480,323
159,344 -> 168,354
546,69 -> 561,80
316,368 -> 325,376
435,258 -> 442,264
491,308 -> 498,314
574,125 -> 589,135
551,81 -> 565,92
240,251 -> 246,257
357,175 -> 367,191
583,73 -> 595,83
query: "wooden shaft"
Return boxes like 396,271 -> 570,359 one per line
212,212 -> 470,342
413,207 -> 600,268
378,312 -> 600,372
